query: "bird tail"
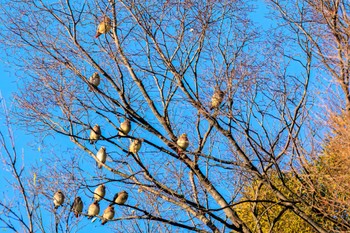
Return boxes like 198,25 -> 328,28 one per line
95,32 -> 101,38
101,220 -> 107,225
75,212 -> 79,218
97,162 -> 102,169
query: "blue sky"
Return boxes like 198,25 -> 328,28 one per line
0,1 -> 329,232
0,2 -> 270,232
0,62 -> 160,232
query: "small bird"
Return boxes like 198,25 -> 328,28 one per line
89,72 -> 100,91
53,190 -> 65,209
95,16 -> 112,38
87,200 -> 100,219
177,133 -> 189,154
129,139 -> 142,154
94,184 -> 106,202
71,196 -> 83,218
118,119 -> 131,137
96,146 -> 107,169
89,124 -> 101,144
210,89 -> 225,110
101,206 -> 115,225
111,190 -> 128,205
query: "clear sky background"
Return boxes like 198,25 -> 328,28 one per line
0,43 -> 109,233
0,2 -> 319,233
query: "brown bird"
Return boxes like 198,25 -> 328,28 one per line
89,72 -> 100,91
210,89 -> 225,110
177,133 -> 189,153
101,205 -> 115,225
111,190 -> 128,205
89,124 -> 101,144
129,138 -> 142,154
95,16 -> 112,38
53,190 -> 65,209
87,200 -> 100,219
96,146 -> 107,169
94,184 -> 106,202
71,196 -> 83,218
118,119 -> 131,137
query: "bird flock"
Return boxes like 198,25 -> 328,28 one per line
52,16 -> 225,226
53,186 -> 128,225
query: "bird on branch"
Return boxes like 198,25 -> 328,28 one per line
118,119 -> 131,137
101,206 -> 115,225
88,72 -> 100,91
89,124 -> 101,144
177,133 -> 189,155
53,190 -> 65,209
111,190 -> 128,205
96,146 -> 107,169
71,196 -> 83,218
94,184 -> 106,202
95,16 -> 112,38
210,88 -> 225,110
87,200 -> 100,219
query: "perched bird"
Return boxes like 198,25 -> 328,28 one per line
111,190 -> 128,205
71,196 -> 83,218
101,206 -> 115,225
95,16 -> 112,38
53,190 -> 65,209
89,72 -> 100,91
177,133 -> 189,154
94,184 -> 106,202
210,89 -> 225,110
118,119 -> 131,137
96,146 -> 107,169
129,139 -> 143,154
87,200 -> 100,219
89,124 -> 101,144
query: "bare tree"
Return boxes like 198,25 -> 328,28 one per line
0,96 -> 92,233
0,0 -> 346,232
269,0 -> 350,112
0,97 -> 35,232
264,0 -> 350,232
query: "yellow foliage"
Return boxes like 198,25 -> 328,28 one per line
303,113 -> 350,231
235,112 -> 350,233
236,173 -> 316,233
